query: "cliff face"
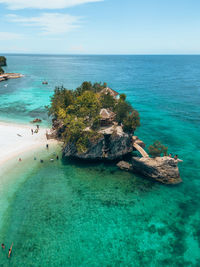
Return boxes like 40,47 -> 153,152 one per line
0,56 -> 7,67
63,131 -> 133,160
131,156 -> 182,184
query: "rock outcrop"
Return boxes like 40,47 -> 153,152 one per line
131,156 -> 182,184
117,161 -> 133,171
63,126 -> 133,160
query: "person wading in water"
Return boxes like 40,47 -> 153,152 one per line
8,243 -> 13,258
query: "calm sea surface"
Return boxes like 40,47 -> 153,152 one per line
0,55 -> 200,266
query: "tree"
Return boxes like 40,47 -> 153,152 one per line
120,93 -> 126,101
100,92 -> 116,109
62,115 -> 85,144
75,81 -> 93,96
91,116 -> 101,130
47,86 -> 74,118
123,110 -> 140,133
68,91 -> 100,120
0,56 -> 7,67
114,100 -> 133,123
93,82 -> 107,93
148,141 -> 168,158
0,66 -> 4,74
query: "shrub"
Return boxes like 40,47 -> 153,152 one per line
148,141 -> 168,158
114,100 -> 133,123
120,93 -> 126,101
0,66 -> 4,74
91,116 -> 101,130
0,56 -> 7,66
123,110 -> 140,133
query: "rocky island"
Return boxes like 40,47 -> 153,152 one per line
0,56 -> 23,82
0,56 -> 7,67
47,82 -> 182,184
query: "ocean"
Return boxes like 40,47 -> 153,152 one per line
0,54 -> 200,266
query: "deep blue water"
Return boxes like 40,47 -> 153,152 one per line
0,55 -> 200,266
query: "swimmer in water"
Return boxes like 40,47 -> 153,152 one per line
8,243 -> 13,258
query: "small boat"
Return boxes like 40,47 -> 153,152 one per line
31,118 -> 42,123
4,84 -> 8,87
42,81 -> 48,85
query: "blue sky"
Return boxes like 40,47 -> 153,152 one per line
0,0 -> 200,54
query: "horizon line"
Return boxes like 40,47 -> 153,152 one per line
2,52 -> 200,56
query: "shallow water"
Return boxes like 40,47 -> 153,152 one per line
0,55 -> 200,266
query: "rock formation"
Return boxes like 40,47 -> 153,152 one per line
117,161 -> 133,171
131,156 -> 182,184
63,125 -> 133,160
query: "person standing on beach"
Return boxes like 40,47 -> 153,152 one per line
46,144 -> 49,149
31,129 -> 33,135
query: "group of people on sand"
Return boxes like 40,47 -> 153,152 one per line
31,124 -> 40,135
1,243 -> 13,258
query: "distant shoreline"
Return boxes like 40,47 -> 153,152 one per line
0,73 -> 23,82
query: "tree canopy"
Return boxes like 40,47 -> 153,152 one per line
148,141 -> 168,158
0,66 -> 4,74
0,56 -> 7,67
47,81 -> 140,152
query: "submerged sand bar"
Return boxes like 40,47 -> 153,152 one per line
0,121 -> 57,166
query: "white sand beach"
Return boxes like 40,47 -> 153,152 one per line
0,121 -> 57,167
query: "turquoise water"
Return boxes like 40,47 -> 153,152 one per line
0,55 -> 200,266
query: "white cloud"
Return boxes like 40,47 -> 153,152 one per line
0,32 -> 23,40
7,13 -> 80,35
0,0 -> 102,10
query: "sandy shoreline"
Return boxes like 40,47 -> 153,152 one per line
0,121 -> 58,167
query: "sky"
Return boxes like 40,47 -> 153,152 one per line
0,0 -> 200,54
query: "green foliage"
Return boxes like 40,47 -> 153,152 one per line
62,115 -> 85,144
100,92 -> 116,109
123,110 -> 140,133
0,66 -> 4,74
47,86 -> 74,118
93,82 -> 107,93
48,81 -> 140,152
91,116 -> 101,130
114,99 -> 133,123
148,141 -> 168,158
67,91 -> 100,119
0,56 -> 7,67
75,81 -> 106,96
120,93 -> 126,101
